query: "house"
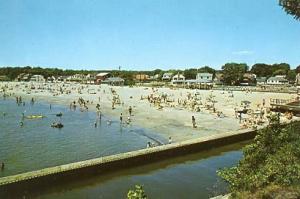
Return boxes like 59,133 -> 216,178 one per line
57,76 -> 67,83
67,74 -> 85,82
240,73 -> 256,86
101,77 -> 125,86
296,73 -> 300,85
30,75 -> 45,82
16,73 -> 31,82
256,77 -> 267,85
162,73 -> 173,81
267,76 -> 289,85
196,73 -> 213,83
85,74 -> 96,84
135,74 -> 149,81
0,75 -> 9,81
185,73 -> 213,86
171,74 -> 185,84
149,74 -> 160,81
47,76 -> 56,83
96,72 -> 110,84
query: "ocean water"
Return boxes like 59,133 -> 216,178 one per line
0,98 -> 166,177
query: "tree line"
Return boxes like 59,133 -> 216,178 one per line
0,63 -> 299,85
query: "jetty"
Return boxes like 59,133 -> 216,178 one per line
0,128 -> 257,193
270,98 -> 300,115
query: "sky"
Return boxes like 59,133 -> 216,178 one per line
0,0 -> 299,70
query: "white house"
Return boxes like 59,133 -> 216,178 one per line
85,74 -> 96,84
67,74 -> 85,82
162,73 -> 173,81
171,74 -> 185,84
196,73 -> 213,83
186,73 -> 213,85
256,77 -> 267,85
30,75 -> 45,82
267,76 -> 289,85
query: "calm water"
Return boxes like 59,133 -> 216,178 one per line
0,98 -> 166,177
0,97 -> 245,198
15,143 -> 244,199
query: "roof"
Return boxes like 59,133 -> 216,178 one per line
267,76 -> 288,82
256,77 -> 267,82
197,73 -> 213,77
102,77 -> 124,82
163,73 -> 173,76
96,72 -> 109,77
172,74 -> 185,78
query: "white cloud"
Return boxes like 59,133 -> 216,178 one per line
232,50 -> 254,55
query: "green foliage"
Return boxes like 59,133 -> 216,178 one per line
296,65 -> 300,73
251,63 -> 291,78
183,68 -> 198,79
218,117 -> 300,195
287,70 -> 297,81
222,63 -> 248,85
279,0 -> 300,20
127,185 -> 147,199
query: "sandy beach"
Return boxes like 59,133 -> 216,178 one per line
1,82 -> 298,142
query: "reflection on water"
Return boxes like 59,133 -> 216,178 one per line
0,98 -> 166,177
5,142 -> 247,199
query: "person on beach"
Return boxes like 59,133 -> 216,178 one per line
1,162 -> 4,171
31,97 -> 34,105
120,113 -> 123,122
129,106 -> 132,116
94,121 -> 97,128
168,137 -> 172,144
147,142 -> 151,148
239,112 -> 242,123
50,104 -> 52,110
192,116 -> 196,128
126,116 -> 131,124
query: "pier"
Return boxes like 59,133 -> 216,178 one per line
270,98 -> 300,115
0,128 -> 257,193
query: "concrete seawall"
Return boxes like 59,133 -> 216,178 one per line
0,128 -> 257,193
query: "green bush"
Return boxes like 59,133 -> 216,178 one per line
218,116 -> 300,196
127,185 -> 147,199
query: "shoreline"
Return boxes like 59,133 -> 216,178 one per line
1,82 -> 298,142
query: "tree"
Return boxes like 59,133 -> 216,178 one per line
127,185 -> 147,199
287,70 -> 297,81
218,117 -> 300,197
198,66 -> 216,78
251,63 -> 273,77
273,69 -> 287,76
183,68 -> 198,79
296,65 -> 300,73
272,63 -> 290,75
279,0 -> 300,20
222,63 -> 248,85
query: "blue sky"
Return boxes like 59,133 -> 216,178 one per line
0,0 -> 299,70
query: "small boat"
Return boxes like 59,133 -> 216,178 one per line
51,122 -> 64,128
56,112 -> 63,117
25,115 -> 45,119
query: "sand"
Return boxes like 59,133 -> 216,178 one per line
0,82 -> 298,142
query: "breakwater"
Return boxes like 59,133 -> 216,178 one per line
0,127 -> 257,194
